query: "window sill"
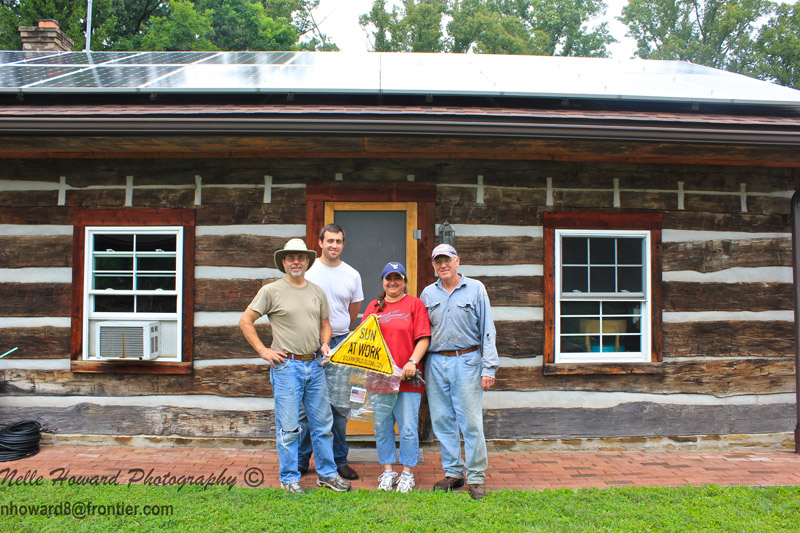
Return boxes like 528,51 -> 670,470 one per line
543,362 -> 663,376
71,361 -> 192,375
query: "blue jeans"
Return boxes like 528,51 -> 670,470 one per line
298,334 -> 350,469
270,357 -> 337,484
425,350 -> 488,484
372,391 -> 422,468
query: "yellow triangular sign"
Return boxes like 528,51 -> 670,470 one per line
329,314 -> 396,376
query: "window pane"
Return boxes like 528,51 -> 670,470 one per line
622,335 -> 641,352
94,234 -> 133,252
137,234 -> 176,252
589,266 -> 615,292
561,301 -> 600,316
136,275 -> 175,290
561,237 -> 587,264
94,256 -> 132,271
137,295 -> 177,313
562,266 -> 587,293
618,267 -> 643,293
560,336 -> 590,353
137,256 -> 176,271
617,238 -> 642,265
603,301 -> 641,315
94,274 -> 132,290
560,317 -> 582,334
590,238 -> 615,264
94,295 -> 134,312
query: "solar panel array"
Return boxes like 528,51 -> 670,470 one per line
2,50 -> 800,105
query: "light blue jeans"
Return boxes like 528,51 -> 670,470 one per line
425,350 -> 488,484
298,334 -> 350,469
372,391 -> 422,468
270,356 -> 337,484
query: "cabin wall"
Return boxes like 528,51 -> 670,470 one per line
0,157 -> 797,444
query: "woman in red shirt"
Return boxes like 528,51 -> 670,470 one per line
362,262 -> 430,493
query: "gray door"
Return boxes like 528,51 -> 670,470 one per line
335,210 -> 407,317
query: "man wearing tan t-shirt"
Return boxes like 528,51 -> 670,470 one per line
239,238 -> 351,494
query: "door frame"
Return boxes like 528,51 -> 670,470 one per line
324,201 -> 419,296
306,183 -> 437,296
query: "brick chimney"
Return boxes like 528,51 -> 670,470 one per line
19,19 -> 74,52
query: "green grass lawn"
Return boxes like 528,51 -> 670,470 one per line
1,482 -> 799,532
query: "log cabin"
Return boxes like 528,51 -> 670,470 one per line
1,43 -> 799,450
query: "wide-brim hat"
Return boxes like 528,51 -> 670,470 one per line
274,238 -> 316,273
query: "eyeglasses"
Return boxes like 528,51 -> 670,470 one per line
433,257 -> 454,266
284,254 -> 309,263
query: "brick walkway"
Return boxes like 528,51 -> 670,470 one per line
5,445 -> 800,491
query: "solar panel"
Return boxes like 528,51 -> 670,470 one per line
0,50 -> 799,106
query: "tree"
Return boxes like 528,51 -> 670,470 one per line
197,0 -> 298,51
139,0 -> 215,50
753,1 -> 800,89
360,0 -> 614,56
0,0 -> 115,50
108,0 -> 170,49
360,0 -> 448,52
619,0 -> 773,72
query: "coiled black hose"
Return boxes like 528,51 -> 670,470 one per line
0,420 -> 41,462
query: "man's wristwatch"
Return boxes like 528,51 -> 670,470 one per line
407,360 -> 417,366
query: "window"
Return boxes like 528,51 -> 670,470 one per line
544,212 -> 662,374
71,210 -> 194,373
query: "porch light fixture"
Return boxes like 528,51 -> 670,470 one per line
438,222 -> 455,245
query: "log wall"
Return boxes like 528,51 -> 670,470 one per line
1,157 -> 797,442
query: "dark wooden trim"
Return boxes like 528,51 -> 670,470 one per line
651,227 -> 663,362
543,224 -> 556,364
70,208 -> 195,374
1,135 -> 799,168
70,361 -> 193,374
182,223 -> 195,365
542,362 -> 664,375
544,211 -> 663,231
543,211 -> 664,367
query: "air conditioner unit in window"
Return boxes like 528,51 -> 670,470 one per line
96,321 -> 160,360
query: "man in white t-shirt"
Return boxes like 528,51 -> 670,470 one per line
297,223 -> 364,480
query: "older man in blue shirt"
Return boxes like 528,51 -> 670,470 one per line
420,243 -> 499,500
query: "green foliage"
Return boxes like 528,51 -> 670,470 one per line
0,0 -> 115,50
138,0 -> 215,50
754,1 -> 800,89
360,0 -> 448,52
1,482 -> 799,531
197,0 -> 297,51
0,0 -> 334,51
108,0 -> 170,49
619,0 -> 773,72
360,0 -> 614,56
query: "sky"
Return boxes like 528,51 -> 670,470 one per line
309,0 -> 639,58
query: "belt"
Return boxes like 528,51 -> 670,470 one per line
285,352 -> 319,362
437,346 -> 479,357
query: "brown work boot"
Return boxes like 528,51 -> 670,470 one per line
337,464 -> 359,480
467,483 -> 486,500
433,476 -> 464,491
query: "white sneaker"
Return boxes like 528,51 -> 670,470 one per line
396,472 -> 414,493
377,470 -> 398,491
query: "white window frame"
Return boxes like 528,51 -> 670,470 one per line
81,225 -> 184,361
554,228 -> 651,364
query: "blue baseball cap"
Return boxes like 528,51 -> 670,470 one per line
381,262 -> 407,279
